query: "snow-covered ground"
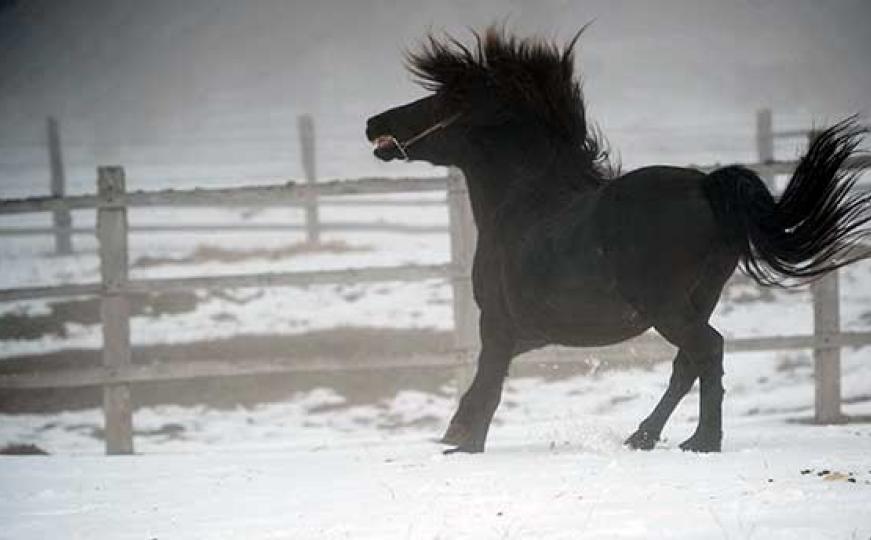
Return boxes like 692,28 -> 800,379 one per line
1,350 -> 870,539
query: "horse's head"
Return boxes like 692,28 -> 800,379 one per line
366,26 -> 603,172
365,94 -> 465,165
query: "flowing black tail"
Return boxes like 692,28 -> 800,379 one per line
705,118 -> 871,286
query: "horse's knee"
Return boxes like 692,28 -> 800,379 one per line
674,326 -> 724,374
685,326 -> 723,357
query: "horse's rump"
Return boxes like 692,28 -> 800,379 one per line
596,166 -> 737,319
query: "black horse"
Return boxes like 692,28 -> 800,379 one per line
365,27 -> 870,454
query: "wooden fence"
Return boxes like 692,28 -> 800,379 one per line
0,167 -> 473,454
0,111 -> 869,454
6,111 -> 867,250
755,108 -> 870,423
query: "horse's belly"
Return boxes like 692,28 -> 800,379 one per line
546,293 -> 650,346
509,272 -> 651,347
499,187 -> 668,348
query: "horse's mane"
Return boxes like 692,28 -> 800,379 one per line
406,25 -> 615,179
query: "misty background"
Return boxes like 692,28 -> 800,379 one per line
1,0 -> 869,198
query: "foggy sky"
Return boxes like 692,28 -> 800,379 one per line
1,0 -> 869,148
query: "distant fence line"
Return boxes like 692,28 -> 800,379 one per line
5,111 -> 868,253
0,110 -> 869,455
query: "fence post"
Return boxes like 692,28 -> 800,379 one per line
97,166 -> 134,454
755,108 -> 776,191
809,124 -> 845,424
47,117 -> 73,255
812,269 -> 845,424
297,115 -> 320,244
447,167 -> 479,399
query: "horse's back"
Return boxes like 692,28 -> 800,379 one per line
599,166 -> 718,255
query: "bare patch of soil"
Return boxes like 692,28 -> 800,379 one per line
0,328 -> 455,413
0,328 -> 621,414
0,443 -> 48,455
0,292 -> 199,340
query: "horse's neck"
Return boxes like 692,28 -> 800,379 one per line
461,158 -> 599,237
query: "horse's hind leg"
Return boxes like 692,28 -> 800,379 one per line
625,349 -> 697,450
628,321 -> 724,452
626,254 -> 735,452
664,323 -> 725,452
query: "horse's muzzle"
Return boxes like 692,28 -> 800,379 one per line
371,135 -> 403,161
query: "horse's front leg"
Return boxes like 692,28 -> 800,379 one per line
441,323 -> 514,454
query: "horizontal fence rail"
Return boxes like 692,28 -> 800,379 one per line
6,161 -> 870,215
2,161 -> 867,239
0,264 -> 452,303
0,176 -> 449,215
0,222 -> 449,236
4,330 -> 871,390
1,110 -> 869,454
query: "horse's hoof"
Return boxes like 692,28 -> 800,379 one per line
440,422 -> 469,446
624,429 -> 658,451
679,432 -> 722,453
443,443 -> 484,455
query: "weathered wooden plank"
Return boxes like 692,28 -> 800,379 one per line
722,331 -> 867,353
447,167 -> 479,397
0,354 -> 466,389
47,117 -> 73,255
3,331 -> 870,390
0,265 -> 452,304
4,156 -> 868,217
773,125 -> 871,139
298,114 -> 320,244
121,177 -> 450,204
0,196 -> 447,215
756,109 -> 774,162
755,108 -> 777,190
318,198 -> 446,207
772,128 -> 812,139
690,156 -> 868,176
808,130 -> 846,425
477,331 -> 871,358
812,271 -> 846,424
0,193 -> 100,214
125,264 -> 452,294
0,176 -> 450,215
315,223 -> 447,234
4,221 -> 869,248
0,222 -> 449,236
97,166 -> 134,455
0,282 -> 102,302
0,227 -> 94,236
